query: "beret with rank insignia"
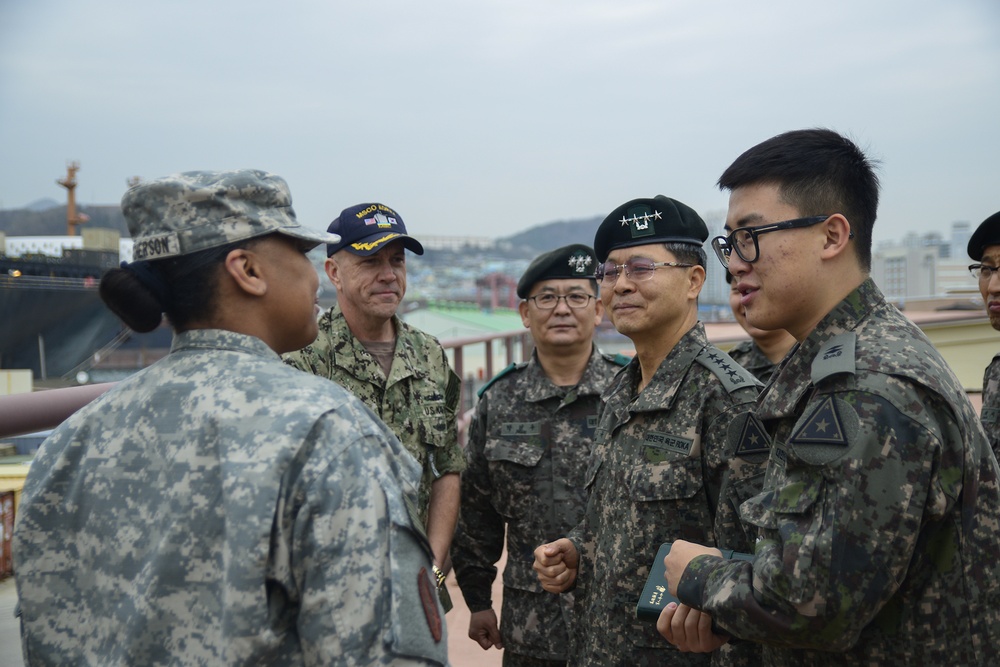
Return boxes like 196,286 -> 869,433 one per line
516,243 -> 599,298
968,210 -> 1000,261
594,195 -> 709,263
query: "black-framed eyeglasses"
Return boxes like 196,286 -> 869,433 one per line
526,293 -> 596,309
711,215 -> 832,268
595,258 -> 694,286
969,264 -> 1000,281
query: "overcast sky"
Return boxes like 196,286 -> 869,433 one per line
1,0 -> 998,245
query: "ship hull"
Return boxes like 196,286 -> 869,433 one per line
0,278 -> 122,380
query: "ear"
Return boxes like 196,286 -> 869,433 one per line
686,264 -> 706,300
518,299 -> 531,328
223,248 -> 267,297
325,257 -> 341,291
819,214 -> 853,259
593,293 -> 605,325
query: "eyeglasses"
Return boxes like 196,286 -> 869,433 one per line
526,293 -> 596,309
969,264 -> 1000,281
711,215 -> 831,268
595,258 -> 694,286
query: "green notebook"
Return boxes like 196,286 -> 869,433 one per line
635,542 -> 753,622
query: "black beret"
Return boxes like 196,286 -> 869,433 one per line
968,211 -> 1000,260
593,195 -> 708,263
516,244 -> 598,298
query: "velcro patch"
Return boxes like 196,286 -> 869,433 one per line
132,232 -> 181,260
644,431 -> 693,455
790,396 -> 847,446
811,332 -> 856,384
418,567 -> 443,642
734,413 -> 771,457
501,422 -> 542,436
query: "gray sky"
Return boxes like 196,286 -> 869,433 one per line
1,0 -> 998,245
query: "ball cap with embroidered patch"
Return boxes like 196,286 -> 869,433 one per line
326,202 -> 425,257
594,195 -> 708,263
967,211 -> 1000,261
517,244 -> 598,298
121,169 -> 339,261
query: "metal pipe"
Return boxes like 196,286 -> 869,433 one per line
0,383 -> 115,439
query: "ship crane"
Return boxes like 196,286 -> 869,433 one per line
56,161 -> 89,236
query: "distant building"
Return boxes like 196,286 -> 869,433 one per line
871,221 -> 979,301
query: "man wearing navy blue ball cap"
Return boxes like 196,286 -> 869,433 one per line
284,202 -> 464,606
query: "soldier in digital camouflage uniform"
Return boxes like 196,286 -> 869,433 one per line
967,209 -> 1000,461
13,170 -> 449,666
661,129 -> 1000,666
723,271 -> 795,385
451,244 -> 627,667
533,197 -> 761,667
283,203 -> 463,596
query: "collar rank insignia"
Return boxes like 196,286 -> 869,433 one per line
790,395 -> 847,446
735,413 -> 770,457
567,251 -> 593,275
619,204 -> 661,239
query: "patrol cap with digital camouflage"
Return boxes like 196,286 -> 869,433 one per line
593,195 -> 709,263
968,211 -> 1000,261
122,169 -> 339,261
516,244 -> 599,298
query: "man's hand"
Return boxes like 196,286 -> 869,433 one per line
468,609 -> 503,650
532,538 -> 579,593
663,539 -> 721,595
657,602 -> 729,653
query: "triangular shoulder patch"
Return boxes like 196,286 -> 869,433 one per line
790,395 -> 848,446
734,413 -> 771,457
695,346 -> 762,394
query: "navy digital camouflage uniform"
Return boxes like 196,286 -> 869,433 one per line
14,329 -> 449,666
568,322 -> 760,666
980,352 -> 1000,460
452,346 -> 625,666
726,340 -> 780,385
678,279 -> 1000,665
284,303 -> 465,526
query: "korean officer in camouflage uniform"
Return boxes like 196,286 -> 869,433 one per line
661,129 -> 1000,666
967,209 -> 1000,460
533,197 -> 761,666
13,170 -> 449,666
451,244 -> 627,666
723,271 -> 795,385
283,203 -> 464,593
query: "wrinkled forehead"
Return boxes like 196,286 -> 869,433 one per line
605,243 -> 674,263
981,245 -> 1000,264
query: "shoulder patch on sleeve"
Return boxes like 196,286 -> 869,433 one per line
602,352 -> 633,367
695,346 -> 762,393
476,362 -> 526,398
810,332 -> 857,384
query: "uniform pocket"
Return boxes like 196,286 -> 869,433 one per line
741,477 -> 825,606
483,438 -> 544,522
484,438 -> 544,467
628,455 -> 704,502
